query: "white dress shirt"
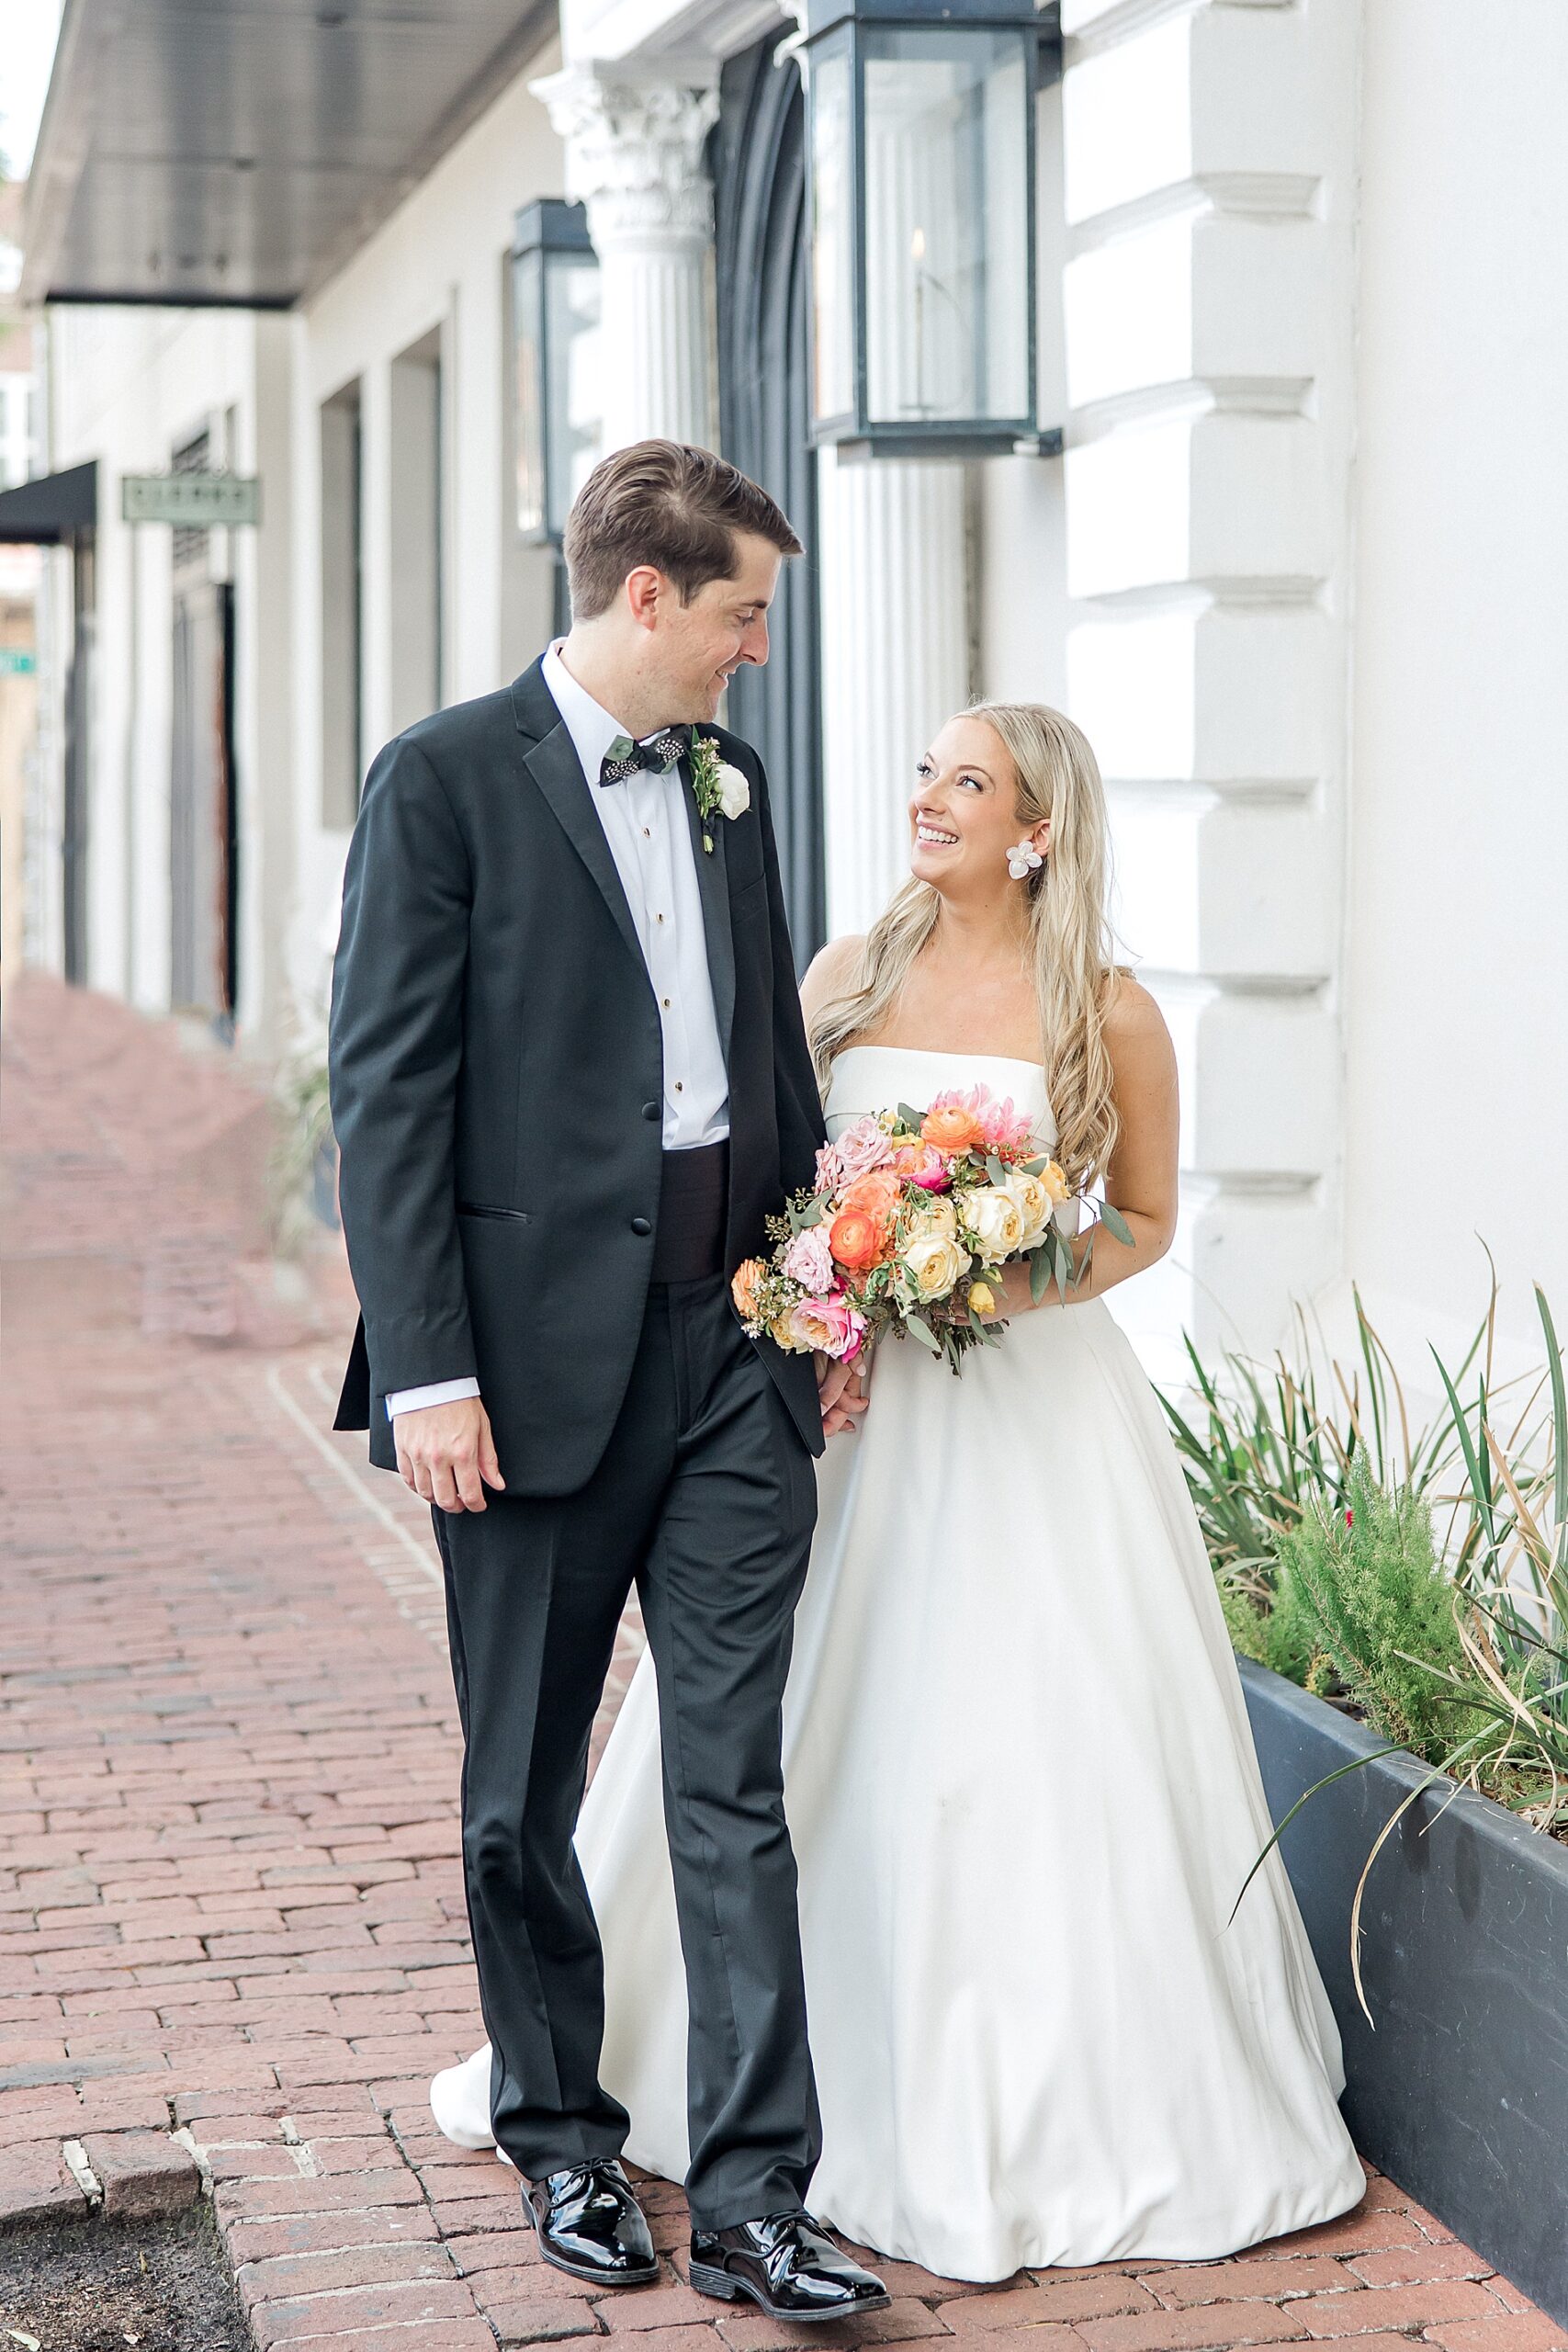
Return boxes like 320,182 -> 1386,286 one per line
386,641 -> 731,1423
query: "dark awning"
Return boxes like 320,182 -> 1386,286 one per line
21,0 -> 557,311
0,462 -> 98,544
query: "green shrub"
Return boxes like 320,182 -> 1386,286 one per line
1273,1459 -> 1482,1764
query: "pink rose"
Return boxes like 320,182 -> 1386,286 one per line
829,1114 -> 896,1184
783,1226 -> 836,1293
786,1291 -> 866,1363
889,1140 -> 951,1191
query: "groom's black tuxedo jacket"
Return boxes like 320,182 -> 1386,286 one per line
329,655 -> 827,1494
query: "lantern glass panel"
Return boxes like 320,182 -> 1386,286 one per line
809,31 -> 856,424
862,25 -> 1031,427
544,252 -> 603,536
513,246 -> 546,537
513,243 -> 602,540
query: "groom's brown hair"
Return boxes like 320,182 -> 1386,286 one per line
563,439 -> 803,621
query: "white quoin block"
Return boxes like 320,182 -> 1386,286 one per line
1068,604 -> 1332,786
1065,217 -> 1323,413
1066,412 -> 1328,599
1109,792 -> 1333,981
1190,1190 -> 1339,1358
1063,16 -> 1192,227
1111,1184 -> 1337,1380
1064,217 -> 1193,413
1064,5 -> 1321,229
1159,988 -> 1339,1179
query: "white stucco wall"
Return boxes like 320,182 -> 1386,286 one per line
46,305 -> 272,1027
288,54 -> 565,1026
1342,0 -> 1568,1374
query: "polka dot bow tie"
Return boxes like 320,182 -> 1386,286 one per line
598,727 -> 690,786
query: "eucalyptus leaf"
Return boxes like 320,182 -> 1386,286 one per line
1022,1157 -> 1047,1176
904,1315 -> 942,1354
897,1102 -> 925,1132
1030,1246 -> 1052,1305
986,1153 -> 1009,1187
1100,1201 -> 1134,1247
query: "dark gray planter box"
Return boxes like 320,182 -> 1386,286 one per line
1239,1657 -> 1568,2324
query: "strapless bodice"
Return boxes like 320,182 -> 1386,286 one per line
823,1045 -> 1056,1152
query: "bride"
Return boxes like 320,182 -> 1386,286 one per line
430,699 -> 1365,2281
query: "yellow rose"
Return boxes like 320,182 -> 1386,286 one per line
967,1281 -> 996,1317
1041,1159 -> 1070,1204
901,1230 -> 970,1301
963,1183 -> 1023,1260
1002,1170 -> 1053,1251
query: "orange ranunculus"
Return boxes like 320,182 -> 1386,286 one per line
838,1169 -> 902,1224
921,1102 -> 986,1155
731,1257 -> 765,1320
828,1207 -> 891,1272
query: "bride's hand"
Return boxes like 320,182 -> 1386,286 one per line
980,1261 -> 1044,1319
817,1351 -> 870,1436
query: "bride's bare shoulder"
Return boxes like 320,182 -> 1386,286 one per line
800,933 -> 866,1022
1101,968 -> 1166,1040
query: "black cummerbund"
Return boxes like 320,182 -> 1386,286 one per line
651,1141 -> 729,1283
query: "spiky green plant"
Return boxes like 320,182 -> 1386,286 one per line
1272,1460 -> 1484,1764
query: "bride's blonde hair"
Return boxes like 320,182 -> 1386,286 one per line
807,701 -> 1122,1191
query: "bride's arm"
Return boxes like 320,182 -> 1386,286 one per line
998,975 -> 1179,1311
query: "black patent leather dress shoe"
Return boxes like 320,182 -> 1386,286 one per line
689,2212 -> 889,2321
525,2159 -> 658,2286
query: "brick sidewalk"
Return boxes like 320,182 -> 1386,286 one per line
2,976 -> 1561,2351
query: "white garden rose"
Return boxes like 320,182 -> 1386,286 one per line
716,761 -> 751,820
908,1193 -> 958,1242
963,1183 -> 1024,1259
1003,1169 -> 1054,1251
901,1230 -> 970,1301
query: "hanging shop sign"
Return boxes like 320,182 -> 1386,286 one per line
121,473 -> 261,527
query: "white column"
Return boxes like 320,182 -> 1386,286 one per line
817,447 -> 969,938
1059,0 -> 1360,1372
532,64 -> 719,454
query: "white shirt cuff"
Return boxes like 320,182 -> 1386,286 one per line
386,1376 -> 481,1420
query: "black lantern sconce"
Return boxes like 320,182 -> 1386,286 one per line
511,198 -> 603,549
800,0 -> 1061,459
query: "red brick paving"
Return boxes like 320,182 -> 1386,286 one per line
2,974 -> 1562,2352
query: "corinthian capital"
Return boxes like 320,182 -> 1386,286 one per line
530,64 -> 721,247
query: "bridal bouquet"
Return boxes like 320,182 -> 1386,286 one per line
731,1083 -> 1131,1375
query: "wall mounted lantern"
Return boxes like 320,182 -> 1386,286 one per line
512,198 -> 603,545
801,0 -> 1060,458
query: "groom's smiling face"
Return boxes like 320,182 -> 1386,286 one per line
645,531 -> 783,723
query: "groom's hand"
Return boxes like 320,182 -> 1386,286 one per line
393,1397 -> 506,1512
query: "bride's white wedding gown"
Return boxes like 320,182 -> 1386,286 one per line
433,1047 -> 1364,2279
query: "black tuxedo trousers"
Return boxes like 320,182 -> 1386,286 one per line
435,1272 -> 821,2228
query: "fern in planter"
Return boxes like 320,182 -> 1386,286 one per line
1272,1460 -> 1484,1765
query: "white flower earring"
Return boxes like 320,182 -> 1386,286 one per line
1007,839 -> 1045,881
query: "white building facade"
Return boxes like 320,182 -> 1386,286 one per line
14,0 -> 1568,1378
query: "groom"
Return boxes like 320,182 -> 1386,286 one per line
329,441 -> 883,2319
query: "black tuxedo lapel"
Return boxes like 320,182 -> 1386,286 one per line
513,664 -> 649,984
682,744 -> 737,1065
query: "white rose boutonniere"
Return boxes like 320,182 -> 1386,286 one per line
689,733 -> 750,851
716,762 -> 750,820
